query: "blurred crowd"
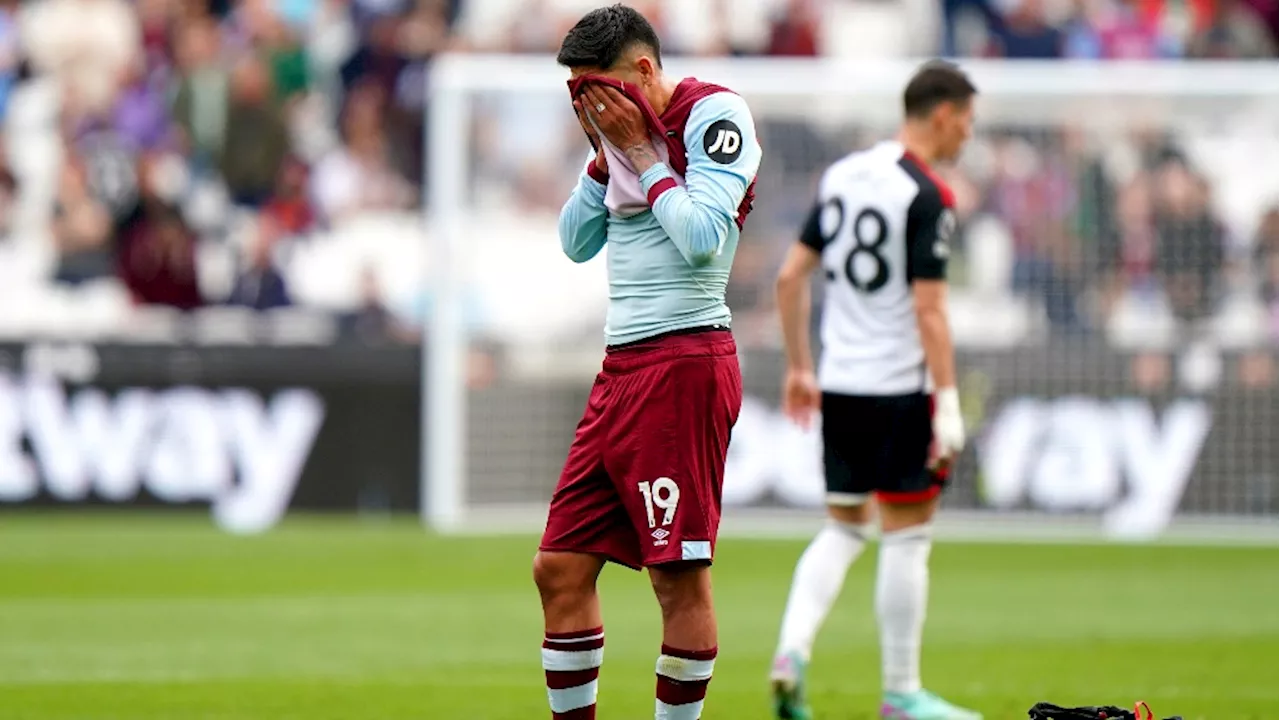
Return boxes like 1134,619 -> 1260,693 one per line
0,0 -> 1273,350
722,124 -> 1280,355
946,0 -> 1277,59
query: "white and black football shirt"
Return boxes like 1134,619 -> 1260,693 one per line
799,140 -> 956,396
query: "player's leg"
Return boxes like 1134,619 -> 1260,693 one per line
535,374 -> 642,720
875,394 -> 980,720
770,504 -> 872,713
603,332 -> 741,720
649,561 -> 718,720
534,550 -> 607,632
875,497 -> 937,706
878,498 -> 984,719
771,393 -> 878,720
534,551 -> 608,720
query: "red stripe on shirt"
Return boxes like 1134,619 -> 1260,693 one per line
646,177 -> 678,205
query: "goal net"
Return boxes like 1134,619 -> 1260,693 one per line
423,56 -> 1279,542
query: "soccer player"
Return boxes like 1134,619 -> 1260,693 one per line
767,61 -> 981,720
532,5 -> 761,720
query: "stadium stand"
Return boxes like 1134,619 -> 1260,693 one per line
0,0 -> 1274,351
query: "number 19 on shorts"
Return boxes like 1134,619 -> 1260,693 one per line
638,477 -> 680,531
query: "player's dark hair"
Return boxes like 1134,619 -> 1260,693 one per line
556,3 -> 663,70
903,60 -> 977,119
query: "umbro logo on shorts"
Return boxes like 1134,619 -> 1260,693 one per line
651,528 -> 670,546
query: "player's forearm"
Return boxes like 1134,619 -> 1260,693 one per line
558,171 -> 609,263
776,274 -> 814,372
917,307 -> 957,389
623,143 -> 659,176
639,165 -> 732,268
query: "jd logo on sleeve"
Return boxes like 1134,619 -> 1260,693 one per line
703,121 -> 743,164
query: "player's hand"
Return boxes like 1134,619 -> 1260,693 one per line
782,368 -> 821,430
571,97 -> 607,173
929,386 -> 966,471
582,85 -> 651,154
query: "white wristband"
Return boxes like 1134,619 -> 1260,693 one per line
934,386 -> 960,415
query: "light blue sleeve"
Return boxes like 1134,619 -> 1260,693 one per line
558,156 -> 609,263
639,92 -> 762,268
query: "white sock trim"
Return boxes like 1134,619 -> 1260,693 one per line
547,680 -> 598,713
656,654 -> 715,682
656,699 -> 706,719
831,519 -> 871,540
542,647 -> 604,672
880,523 -> 933,543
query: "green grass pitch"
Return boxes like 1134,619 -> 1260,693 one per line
0,513 -> 1275,719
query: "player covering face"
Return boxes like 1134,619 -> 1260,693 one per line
532,4 -> 762,720
768,61 -> 981,720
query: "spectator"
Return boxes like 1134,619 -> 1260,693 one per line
228,214 -> 292,309
1254,205 -> 1278,338
1151,160 -> 1224,323
942,0 -> 1002,56
118,206 -> 202,309
0,0 -> 19,121
72,121 -> 144,223
766,0 -> 820,57
51,158 -> 114,284
306,0 -> 361,116
135,0 -> 173,76
380,0 -> 458,182
502,0 -> 563,54
172,17 -> 230,171
220,55 -> 290,207
0,140 -> 14,235
1239,0 -> 1278,39
275,0 -> 322,33
1075,0 -> 1180,59
262,156 -> 315,234
20,0 -> 141,116
116,153 -> 203,309
1186,0 -> 1277,59
339,14 -> 405,97
988,133 -> 1081,329
348,0 -> 410,34
399,0 -> 456,62
1064,128 -> 1119,285
112,59 -> 172,153
339,265 -> 411,343
1108,174 -> 1157,308
992,0 -> 1063,58
238,0 -> 310,102
310,81 -> 413,225
1061,0 -> 1106,57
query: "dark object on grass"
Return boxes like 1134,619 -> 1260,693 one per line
1028,701 -> 1182,720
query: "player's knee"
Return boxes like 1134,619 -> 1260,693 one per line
649,562 -> 713,619
532,551 -> 597,604
826,501 -> 872,526
878,497 -> 939,533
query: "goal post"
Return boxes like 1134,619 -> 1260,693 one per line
422,62 -> 469,532
423,56 -> 1279,541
